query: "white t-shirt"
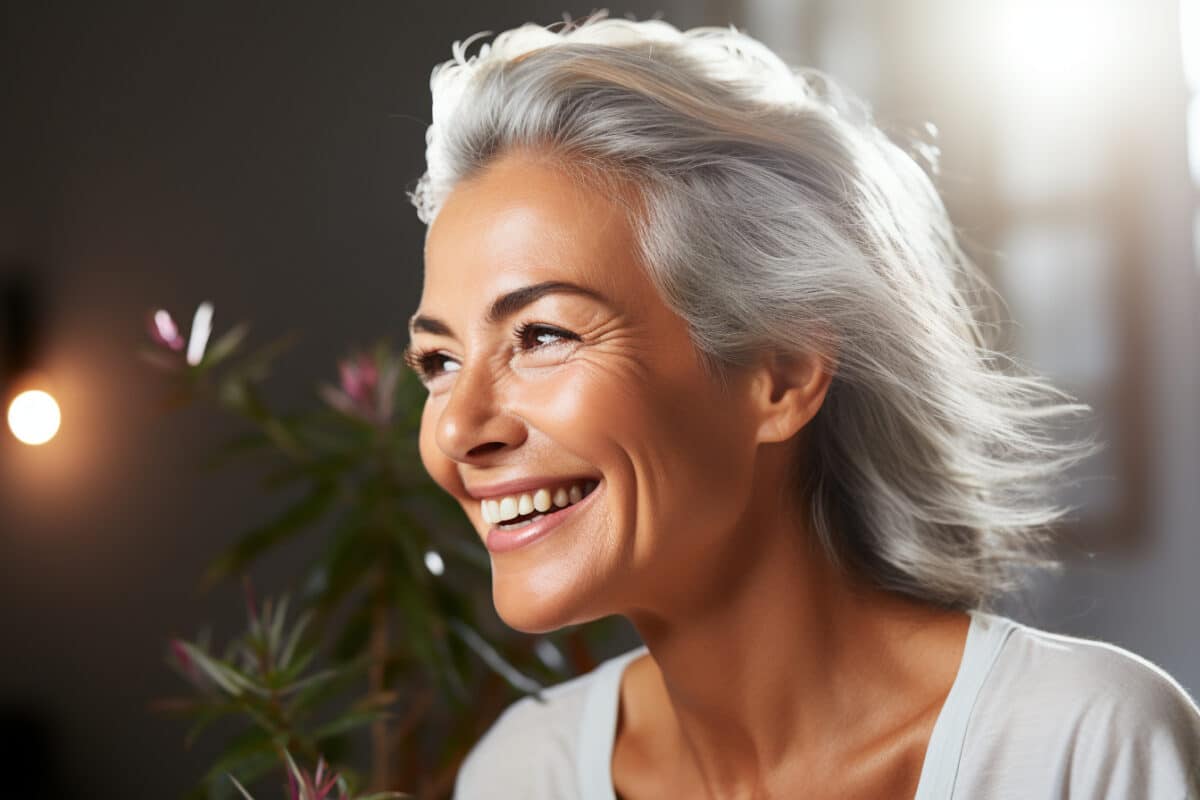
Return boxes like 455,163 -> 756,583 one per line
453,610 -> 1200,798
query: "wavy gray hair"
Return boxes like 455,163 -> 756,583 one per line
410,14 -> 1096,610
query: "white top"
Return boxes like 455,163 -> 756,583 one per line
453,611 -> 1200,798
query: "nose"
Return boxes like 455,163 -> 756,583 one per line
433,362 -> 527,462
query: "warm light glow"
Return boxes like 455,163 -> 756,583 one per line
990,0 -> 1122,95
7,389 -> 62,446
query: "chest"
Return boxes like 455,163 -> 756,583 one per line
611,707 -> 937,800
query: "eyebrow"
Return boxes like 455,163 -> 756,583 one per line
408,280 -> 609,337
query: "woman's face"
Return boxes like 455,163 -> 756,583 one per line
413,151 -> 767,633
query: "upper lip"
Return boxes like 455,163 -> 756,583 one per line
464,475 -> 600,500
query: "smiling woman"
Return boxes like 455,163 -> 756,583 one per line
404,13 -> 1200,800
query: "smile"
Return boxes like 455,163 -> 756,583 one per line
483,480 -> 601,554
480,480 -> 598,528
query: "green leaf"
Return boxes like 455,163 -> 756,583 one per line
276,666 -> 341,697
231,330 -> 300,382
202,732 -> 281,799
330,606 -> 372,663
260,417 -> 308,459
267,595 -> 289,661
204,482 -> 338,584
226,775 -> 255,800
279,609 -> 313,670
310,513 -> 375,615
311,708 -> 391,742
289,655 -> 366,715
202,322 -> 250,369
178,642 -> 265,698
275,643 -> 318,686
216,376 -> 268,421
183,700 -> 243,748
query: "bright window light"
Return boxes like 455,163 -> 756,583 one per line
7,389 -> 62,446
1184,0 -> 1200,90
990,0 -> 1122,96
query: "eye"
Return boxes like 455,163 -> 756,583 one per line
514,322 -> 579,351
403,347 -> 460,382
403,323 -> 579,384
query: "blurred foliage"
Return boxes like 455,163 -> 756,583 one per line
144,304 -> 627,799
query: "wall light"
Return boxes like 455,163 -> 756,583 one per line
8,388 -> 61,446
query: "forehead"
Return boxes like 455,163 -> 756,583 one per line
422,153 -> 640,299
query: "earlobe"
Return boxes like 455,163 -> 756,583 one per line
752,350 -> 834,445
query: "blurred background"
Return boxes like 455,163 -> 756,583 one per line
1,0 -> 1196,796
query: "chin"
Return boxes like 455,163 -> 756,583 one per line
491,571 -> 603,635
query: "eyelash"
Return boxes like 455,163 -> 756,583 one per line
404,322 -> 580,382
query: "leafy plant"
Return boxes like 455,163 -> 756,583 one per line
145,303 -> 627,798
230,752 -> 408,800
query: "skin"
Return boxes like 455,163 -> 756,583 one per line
411,149 -> 972,800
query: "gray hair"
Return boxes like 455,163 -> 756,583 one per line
410,14 -> 1097,610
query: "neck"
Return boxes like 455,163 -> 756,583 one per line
622,475 -> 970,797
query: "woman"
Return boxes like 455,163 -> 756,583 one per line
404,14 -> 1200,799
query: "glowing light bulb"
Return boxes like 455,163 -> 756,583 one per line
7,389 -> 62,445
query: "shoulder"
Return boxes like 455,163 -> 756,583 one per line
988,619 -> 1199,729
959,615 -> 1200,797
452,647 -> 643,799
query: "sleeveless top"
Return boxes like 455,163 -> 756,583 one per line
453,610 -> 1200,798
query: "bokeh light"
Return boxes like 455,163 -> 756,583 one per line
7,389 -> 62,446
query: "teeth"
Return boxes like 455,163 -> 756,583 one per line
480,481 -> 598,525
498,497 -> 518,521
498,513 -> 546,531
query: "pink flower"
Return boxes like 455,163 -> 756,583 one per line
338,355 -> 379,406
147,309 -> 185,351
169,638 -> 198,680
320,350 -> 399,426
230,752 -> 410,800
287,757 -> 343,800
144,302 -> 214,366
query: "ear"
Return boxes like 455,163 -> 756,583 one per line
748,349 -> 834,445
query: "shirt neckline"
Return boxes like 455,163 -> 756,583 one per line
577,609 -> 1018,800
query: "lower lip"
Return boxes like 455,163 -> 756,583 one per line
485,484 -> 601,554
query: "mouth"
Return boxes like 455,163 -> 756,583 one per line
479,478 -> 599,530
482,479 -> 601,554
